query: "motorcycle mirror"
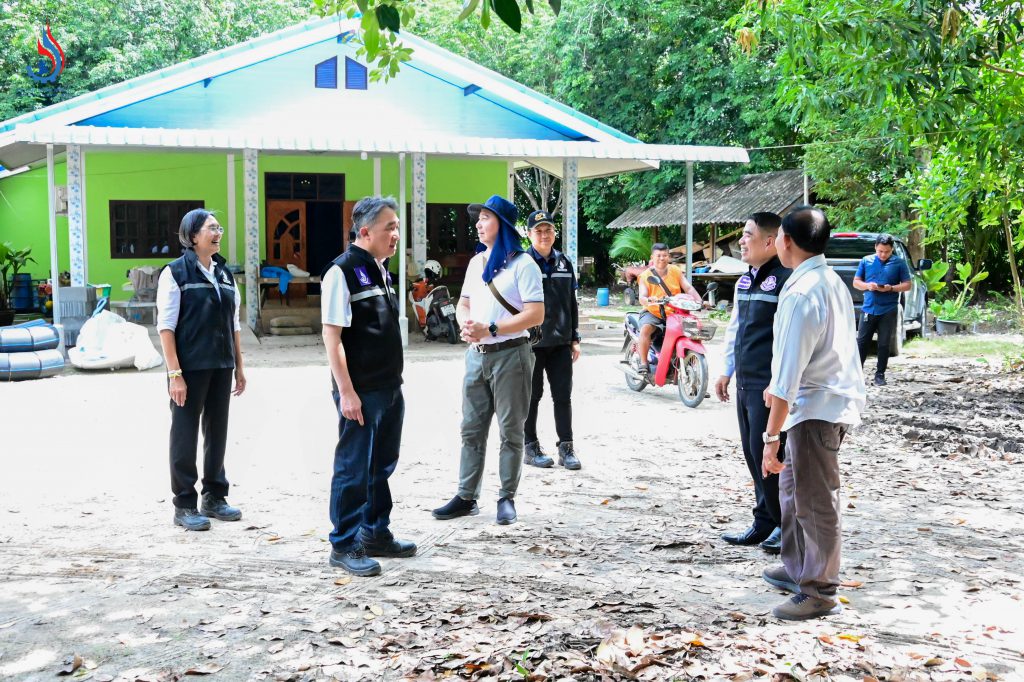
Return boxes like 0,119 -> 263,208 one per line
706,282 -> 719,293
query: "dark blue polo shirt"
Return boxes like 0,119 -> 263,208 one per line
855,254 -> 911,315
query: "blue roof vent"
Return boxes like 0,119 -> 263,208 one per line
345,57 -> 367,90
315,56 -> 338,89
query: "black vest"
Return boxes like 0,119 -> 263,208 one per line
166,250 -> 237,372
324,244 -> 403,393
530,248 -> 578,348
733,256 -> 792,391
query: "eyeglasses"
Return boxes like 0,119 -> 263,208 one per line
203,226 -> 225,234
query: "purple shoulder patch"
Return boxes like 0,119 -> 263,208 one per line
737,275 -> 752,290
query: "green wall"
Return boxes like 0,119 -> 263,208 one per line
0,150 -> 507,301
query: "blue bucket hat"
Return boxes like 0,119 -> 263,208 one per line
468,195 -> 524,283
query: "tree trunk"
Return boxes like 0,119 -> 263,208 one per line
1002,213 -> 1024,317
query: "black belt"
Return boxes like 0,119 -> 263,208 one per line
472,337 -> 528,353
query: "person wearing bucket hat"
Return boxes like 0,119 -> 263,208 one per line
432,195 -> 545,525
522,210 -> 582,471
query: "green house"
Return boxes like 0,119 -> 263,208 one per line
0,15 -> 746,335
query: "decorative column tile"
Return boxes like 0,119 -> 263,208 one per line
562,158 -> 579,273
66,144 -> 86,286
243,148 -> 260,332
411,152 -> 427,273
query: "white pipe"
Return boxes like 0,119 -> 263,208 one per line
685,161 -> 694,279
226,153 -> 237,264
46,144 -> 62,341
398,152 -> 408,347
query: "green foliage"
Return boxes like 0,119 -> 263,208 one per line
930,261 -> 989,321
0,242 -> 36,311
315,0 -> 560,81
609,228 -> 653,263
921,261 -> 950,294
510,650 -> 530,678
0,0 -> 310,122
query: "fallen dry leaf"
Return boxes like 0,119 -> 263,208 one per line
57,654 -> 83,676
185,663 -> 224,675
334,576 -> 352,586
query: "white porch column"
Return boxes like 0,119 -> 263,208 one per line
226,153 -> 237,264
66,144 -> 86,286
562,158 -> 579,272
46,145 -> 62,330
685,161 -> 694,279
373,157 -> 381,195
243,148 -> 260,332
507,161 -> 515,200
398,153 -> 409,347
411,152 -> 427,274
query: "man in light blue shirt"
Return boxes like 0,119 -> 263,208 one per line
759,206 -> 866,621
853,234 -> 912,386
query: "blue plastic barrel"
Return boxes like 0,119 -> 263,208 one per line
596,287 -> 610,306
11,273 -> 33,311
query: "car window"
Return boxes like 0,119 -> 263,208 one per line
825,237 -> 876,259
895,242 -> 910,262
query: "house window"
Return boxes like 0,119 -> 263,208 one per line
345,57 -> 368,90
315,56 -> 338,89
265,173 -> 344,201
109,200 -> 204,258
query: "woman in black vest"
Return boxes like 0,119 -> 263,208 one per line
156,209 -> 246,531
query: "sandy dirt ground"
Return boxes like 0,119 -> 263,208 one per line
1,325 -> 1023,681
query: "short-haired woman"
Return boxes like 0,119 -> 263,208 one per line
156,209 -> 246,531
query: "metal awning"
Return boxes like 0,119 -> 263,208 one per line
4,124 -> 749,180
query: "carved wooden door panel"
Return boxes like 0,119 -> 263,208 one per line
266,200 -> 307,298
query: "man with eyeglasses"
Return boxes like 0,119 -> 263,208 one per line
522,210 -> 582,470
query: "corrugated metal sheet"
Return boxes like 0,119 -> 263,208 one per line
12,125 -> 748,177
607,169 -> 809,229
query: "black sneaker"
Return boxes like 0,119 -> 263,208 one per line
524,441 -> 554,468
432,495 -> 479,520
557,441 -> 582,470
200,494 -> 242,521
359,530 -> 417,558
329,546 -> 381,577
173,507 -> 211,531
496,497 -> 517,525
873,374 -> 887,386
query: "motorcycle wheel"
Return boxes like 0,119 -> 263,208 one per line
446,317 -> 459,344
676,350 -> 708,408
624,345 -> 647,392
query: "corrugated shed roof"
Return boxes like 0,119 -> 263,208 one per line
607,169 -> 810,229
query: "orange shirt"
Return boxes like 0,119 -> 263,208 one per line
641,264 -> 686,318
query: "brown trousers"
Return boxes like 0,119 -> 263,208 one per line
779,419 -> 848,599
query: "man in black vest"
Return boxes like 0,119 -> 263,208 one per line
715,212 -> 792,554
522,210 -> 582,470
321,196 -> 415,577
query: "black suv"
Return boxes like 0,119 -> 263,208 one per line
826,232 -> 933,357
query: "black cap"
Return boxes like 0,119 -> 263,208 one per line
527,210 -> 556,230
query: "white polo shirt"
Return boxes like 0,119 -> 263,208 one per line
460,252 -> 544,344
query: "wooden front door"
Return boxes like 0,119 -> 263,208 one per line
267,200 -> 307,298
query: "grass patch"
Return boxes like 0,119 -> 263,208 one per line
589,314 -> 625,322
903,335 -> 1022,361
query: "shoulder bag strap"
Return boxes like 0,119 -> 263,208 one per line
487,280 -> 522,316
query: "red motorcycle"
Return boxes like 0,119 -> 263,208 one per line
619,282 -> 719,408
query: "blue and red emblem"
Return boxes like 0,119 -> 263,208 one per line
27,25 -> 65,84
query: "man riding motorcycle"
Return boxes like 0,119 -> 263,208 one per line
636,242 -> 701,377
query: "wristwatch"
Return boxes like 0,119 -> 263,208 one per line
488,322 -> 499,337
762,432 -> 781,444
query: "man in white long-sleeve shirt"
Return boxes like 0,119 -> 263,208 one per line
759,206 -> 865,621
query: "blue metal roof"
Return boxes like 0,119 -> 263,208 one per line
0,16 -> 640,146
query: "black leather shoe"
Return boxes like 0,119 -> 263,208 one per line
524,441 -> 554,468
173,507 -> 211,531
760,527 -> 782,554
873,373 -> 887,386
721,525 -> 773,546
359,530 -> 417,558
761,524 -> 782,552
557,441 -> 582,470
432,495 -> 479,520
329,546 -> 381,576
200,494 -> 242,521
496,497 -> 517,525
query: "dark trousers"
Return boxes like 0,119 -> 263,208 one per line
857,309 -> 898,376
169,368 -> 232,509
330,386 -> 404,551
780,419 -> 848,599
736,388 -> 782,532
524,344 -> 574,444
